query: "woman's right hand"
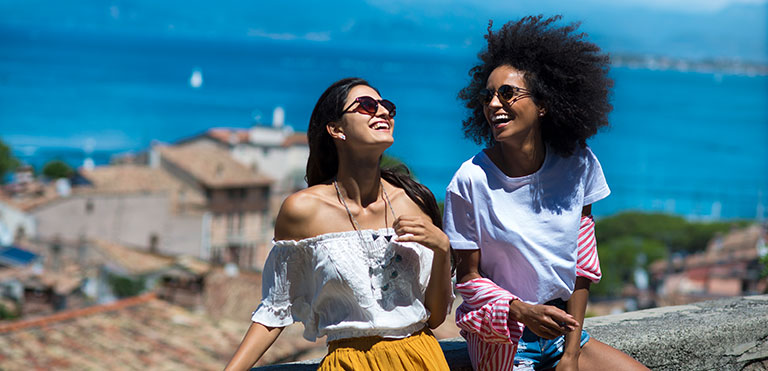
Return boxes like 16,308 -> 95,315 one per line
508,300 -> 579,339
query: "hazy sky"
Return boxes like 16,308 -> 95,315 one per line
0,0 -> 766,61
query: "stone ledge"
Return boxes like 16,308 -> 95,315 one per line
255,295 -> 768,371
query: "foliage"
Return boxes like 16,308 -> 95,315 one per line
596,212 -> 749,254
591,211 -> 750,298
42,160 -> 74,179
380,154 -> 405,170
0,138 -> 20,183
590,236 -> 667,297
0,303 -> 19,320
107,274 -> 146,298
761,254 -> 768,280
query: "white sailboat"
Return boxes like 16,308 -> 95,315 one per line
189,67 -> 203,89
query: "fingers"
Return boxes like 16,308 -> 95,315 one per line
525,305 -> 577,339
393,216 -> 450,253
393,215 -> 431,236
551,310 -> 579,329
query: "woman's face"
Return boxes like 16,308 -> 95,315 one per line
335,84 -> 395,147
483,65 -> 543,144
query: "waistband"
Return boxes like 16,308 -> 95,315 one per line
327,326 -> 433,352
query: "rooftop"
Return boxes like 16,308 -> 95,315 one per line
157,145 -> 272,188
0,293 -> 245,370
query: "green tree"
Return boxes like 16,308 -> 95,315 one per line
42,160 -> 74,179
380,154 -> 406,170
0,138 -> 20,183
591,236 -> 667,297
591,211 -> 749,297
596,212 -> 748,254
107,273 -> 146,298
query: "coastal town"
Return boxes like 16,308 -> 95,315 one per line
0,108 -> 766,368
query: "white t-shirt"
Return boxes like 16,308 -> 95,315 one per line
444,146 -> 610,304
251,228 -> 434,342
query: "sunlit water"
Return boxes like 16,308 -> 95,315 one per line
1,27 -> 766,219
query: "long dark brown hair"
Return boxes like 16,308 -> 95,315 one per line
305,77 -> 442,228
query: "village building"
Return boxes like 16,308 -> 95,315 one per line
650,224 -> 768,306
172,112 -> 309,216
0,142 -> 275,270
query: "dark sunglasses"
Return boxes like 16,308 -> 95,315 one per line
342,96 -> 396,118
478,85 -> 532,105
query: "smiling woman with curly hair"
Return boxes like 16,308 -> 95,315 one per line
444,16 -> 648,370
459,15 -> 613,156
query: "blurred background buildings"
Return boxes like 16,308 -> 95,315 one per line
0,0 -> 766,368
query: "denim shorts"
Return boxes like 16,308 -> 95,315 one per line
513,299 -> 591,371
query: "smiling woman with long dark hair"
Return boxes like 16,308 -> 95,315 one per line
225,77 -> 452,371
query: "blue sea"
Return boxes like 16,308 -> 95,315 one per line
1,27 -> 767,220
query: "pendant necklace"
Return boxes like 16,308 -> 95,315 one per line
334,178 -> 400,291
333,178 -> 396,243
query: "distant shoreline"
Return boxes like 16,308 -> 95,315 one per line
611,54 -> 768,76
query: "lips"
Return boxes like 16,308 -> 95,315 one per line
369,120 -> 391,131
490,113 -> 514,128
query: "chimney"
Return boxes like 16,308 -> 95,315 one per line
50,236 -> 62,273
272,106 -> 285,128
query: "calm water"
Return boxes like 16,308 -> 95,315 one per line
1,27 -> 766,219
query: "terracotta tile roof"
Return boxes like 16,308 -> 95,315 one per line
0,184 -> 61,212
0,293 -> 245,370
157,145 -> 272,188
202,269 -> 263,322
81,165 -> 179,194
91,240 -> 174,276
282,133 -> 308,147
708,224 -> 765,253
204,128 -> 308,148
0,164 -> 208,212
0,264 -> 84,295
80,164 -> 207,211
206,128 -> 250,145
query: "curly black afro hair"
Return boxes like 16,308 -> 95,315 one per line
458,15 -> 613,157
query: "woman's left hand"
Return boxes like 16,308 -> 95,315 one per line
393,215 -> 450,255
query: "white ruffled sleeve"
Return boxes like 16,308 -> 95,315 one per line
251,241 -> 313,327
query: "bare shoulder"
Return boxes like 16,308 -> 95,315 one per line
275,185 -> 335,240
383,180 -> 432,219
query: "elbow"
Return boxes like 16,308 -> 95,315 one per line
427,315 -> 445,329
426,306 -> 449,329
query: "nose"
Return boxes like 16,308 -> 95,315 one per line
375,103 -> 393,119
487,92 -> 504,108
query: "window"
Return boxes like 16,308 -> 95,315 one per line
228,188 -> 246,200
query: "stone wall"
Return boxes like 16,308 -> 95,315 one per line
254,295 -> 768,371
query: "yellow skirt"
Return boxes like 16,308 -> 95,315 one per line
318,327 -> 450,371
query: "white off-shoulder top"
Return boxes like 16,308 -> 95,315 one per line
251,228 -> 435,342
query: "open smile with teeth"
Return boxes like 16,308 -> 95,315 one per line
370,121 -> 391,131
490,113 -> 514,127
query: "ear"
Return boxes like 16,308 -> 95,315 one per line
327,122 -> 346,141
538,107 -> 547,117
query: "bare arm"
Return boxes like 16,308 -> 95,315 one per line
455,248 -> 482,284
556,277 -> 590,371
557,204 -> 596,370
394,215 -> 453,328
225,195 -> 314,370
224,322 -> 284,371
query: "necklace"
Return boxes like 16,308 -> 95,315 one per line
333,178 -> 396,241
334,178 -> 399,291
